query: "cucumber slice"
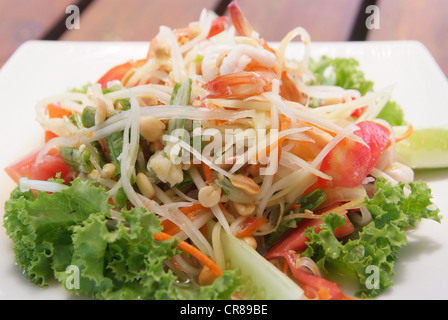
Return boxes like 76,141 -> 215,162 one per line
219,230 -> 304,300
394,126 -> 448,169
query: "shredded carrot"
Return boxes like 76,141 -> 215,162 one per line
153,231 -> 222,277
161,220 -> 178,235
180,203 -> 206,215
395,124 -> 414,143
303,120 -> 337,138
200,224 -> 208,240
45,130 -> 58,142
161,203 -> 206,235
218,203 -> 234,220
45,103 -> 72,119
236,217 -> 268,238
202,161 -> 215,184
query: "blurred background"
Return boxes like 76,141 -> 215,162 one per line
0,0 -> 447,77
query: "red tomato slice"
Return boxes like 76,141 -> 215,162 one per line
5,150 -> 40,184
97,59 -> 146,89
5,148 -> 74,184
31,153 -> 75,183
265,214 -> 354,260
318,121 -> 390,189
284,253 -> 348,300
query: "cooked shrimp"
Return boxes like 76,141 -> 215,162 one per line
219,44 -> 277,76
204,71 -> 272,99
228,0 -> 276,54
201,44 -> 232,82
228,0 -> 255,38
225,1 -> 303,102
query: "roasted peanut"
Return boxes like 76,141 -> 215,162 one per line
140,116 -> 166,142
154,43 -> 170,59
242,236 -> 257,250
136,172 -> 155,199
229,174 -> 261,195
121,68 -> 137,87
198,185 -> 221,208
95,98 -> 107,125
101,163 -> 117,179
233,202 -> 256,216
137,94 -> 159,106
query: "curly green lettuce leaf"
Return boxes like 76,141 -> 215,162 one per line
3,179 -> 241,300
309,56 -> 406,126
301,177 -> 441,298
3,179 -> 111,285
376,100 -> 406,126
59,207 -> 241,300
309,56 -> 374,96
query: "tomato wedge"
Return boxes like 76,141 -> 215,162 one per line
284,253 -> 349,300
264,209 -> 354,300
5,150 -> 40,184
5,148 -> 75,184
97,59 -> 146,89
317,121 -> 390,189
265,213 -> 354,260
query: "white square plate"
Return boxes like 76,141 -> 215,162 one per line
0,40 -> 447,300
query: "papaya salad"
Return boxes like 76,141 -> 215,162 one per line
3,1 -> 441,300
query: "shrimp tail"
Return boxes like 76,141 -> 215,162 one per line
228,1 -> 253,37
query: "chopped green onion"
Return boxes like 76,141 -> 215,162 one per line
167,77 -> 192,135
114,98 -> 131,111
107,131 -> 123,177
